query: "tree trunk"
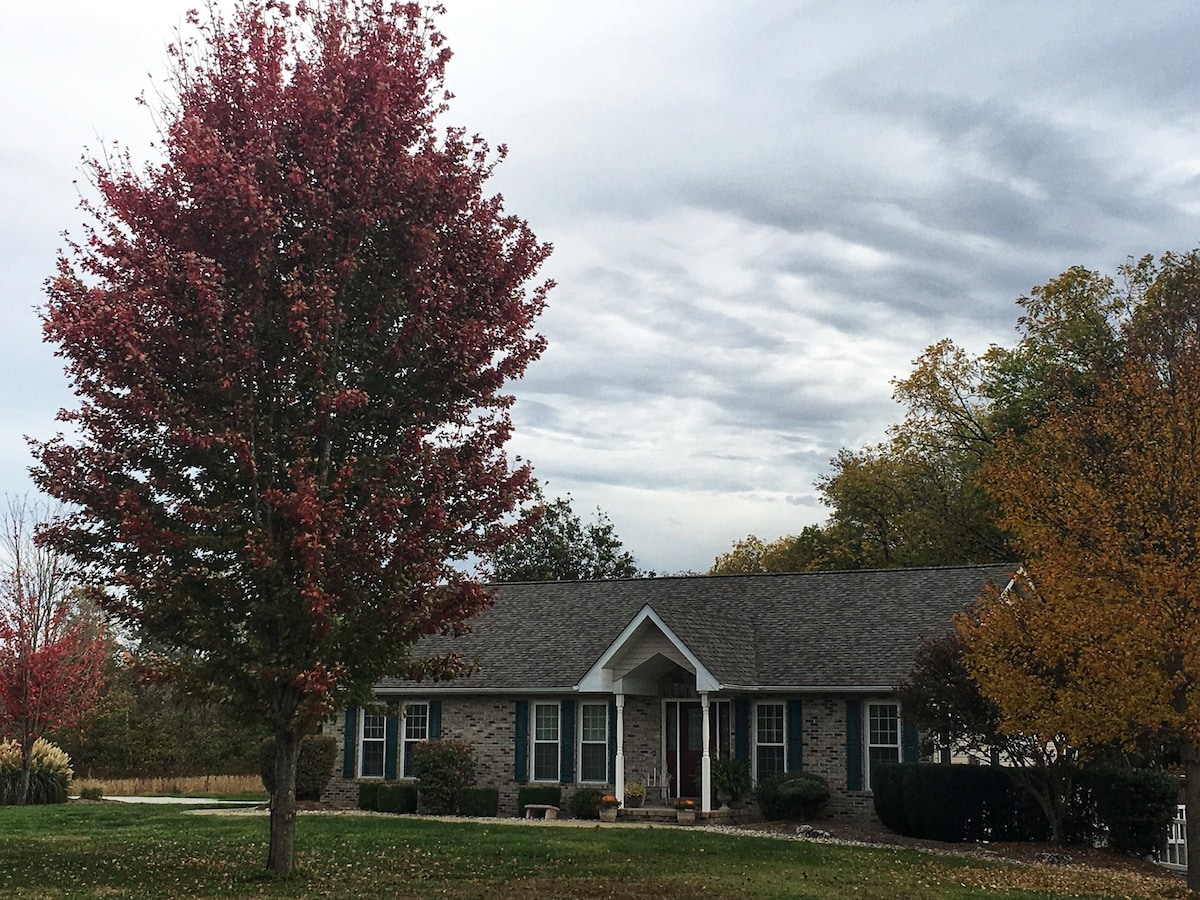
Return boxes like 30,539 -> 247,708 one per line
16,735 -> 33,807
1183,740 -> 1200,893
266,728 -> 302,877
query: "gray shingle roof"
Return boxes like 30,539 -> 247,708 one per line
377,563 -> 1015,694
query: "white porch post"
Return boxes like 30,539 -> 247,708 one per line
700,692 -> 712,813
615,693 -> 626,807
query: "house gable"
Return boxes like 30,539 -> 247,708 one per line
576,604 -> 720,694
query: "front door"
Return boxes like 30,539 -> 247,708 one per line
664,700 -> 730,799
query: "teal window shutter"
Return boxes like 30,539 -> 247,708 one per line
514,700 -> 529,783
342,705 -> 358,779
560,698 -> 575,784
734,697 -> 750,768
786,699 -> 803,773
608,699 -> 618,779
845,699 -> 863,791
901,716 -> 919,763
429,700 -> 443,739
384,704 -> 399,780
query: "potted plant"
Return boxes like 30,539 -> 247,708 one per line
674,797 -> 696,825
710,755 -> 749,809
599,793 -> 619,822
624,781 -> 646,808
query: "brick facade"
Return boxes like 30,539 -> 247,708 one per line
323,691 -> 898,824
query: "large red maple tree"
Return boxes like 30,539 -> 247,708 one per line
32,0 -> 550,873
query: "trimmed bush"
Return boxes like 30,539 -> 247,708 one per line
358,781 -> 418,814
517,785 -> 562,817
1078,767 -> 1178,858
0,739 -> 72,806
568,788 -> 602,820
79,785 -> 105,801
457,786 -> 499,817
378,783 -> 419,814
259,734 -> 337,801
412,740 -> 475,815
873,763 -> 1050,843
357,781 -> 380,811
756,773 -> 830,821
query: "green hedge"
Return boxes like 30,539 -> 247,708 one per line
568,788 -> 602,820
457,787 -> 499,817
358,782 -> 418,814
259,734 -> 337,801
517,785 -> 561,816
873,764 -> 1049,842
757,773 -> 830,821
1077,768 -> 1178,858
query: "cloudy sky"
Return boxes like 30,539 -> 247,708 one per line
3,2 -> 1200,575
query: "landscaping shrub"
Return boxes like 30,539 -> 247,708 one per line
358,781 -> 418,814
568,788 -> 602,820
1077,767 -> 1178,858
412,740 -> 475,815
258,734 -> 337,801
517,785 -> 562,816
357,781 -> 379,811
0,739 -> 72,806
873,763 -> 1050,843
756,773 -> 830,820
711,755 -> 750,804
457,786 -> 499,817
378,783 -> 418,814
78,785 -> 105,801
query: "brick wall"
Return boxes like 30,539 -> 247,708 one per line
322,691 -> 896,823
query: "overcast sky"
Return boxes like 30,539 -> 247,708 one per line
4,2 -> 1200,575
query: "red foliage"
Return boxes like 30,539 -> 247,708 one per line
31,0 -> 550,872
0,564 -> 107,762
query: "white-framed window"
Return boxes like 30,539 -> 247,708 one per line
754,702 -> 785,781
401,702 -> 430,778
532,702 -> 560,782
359,710 -> 386,779
866,702 -> 901,789
579,702 -> 608,783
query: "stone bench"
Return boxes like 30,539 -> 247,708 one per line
524,804 -> 559,820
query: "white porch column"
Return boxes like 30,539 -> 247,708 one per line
615,693 -> 626,807
700,692 -> 712,813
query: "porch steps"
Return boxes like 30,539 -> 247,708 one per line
617,805 -> 753,825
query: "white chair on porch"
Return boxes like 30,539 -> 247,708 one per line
644,767 -> 672,804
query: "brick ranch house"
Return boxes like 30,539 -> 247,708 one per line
322,563 -> 1014,820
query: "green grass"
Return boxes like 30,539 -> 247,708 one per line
0,805 -> 1185,899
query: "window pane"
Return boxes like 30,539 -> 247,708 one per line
405,704 -> 428,740
533,743 -> 559,781
580,743 -> 607,782
581,704 -> 607,742
756,746 -> 784,778
757,704 -> 784,744
361,741 -> 384,778
869,705 -> 898,746
363,714 -> 386,740
535,705 -> 559,741
869,747 -> 899,787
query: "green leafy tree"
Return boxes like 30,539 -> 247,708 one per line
490,491 -> 641,581
31,1 -> 549,875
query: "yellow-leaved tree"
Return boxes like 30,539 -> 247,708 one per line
966,251 -> 1200,888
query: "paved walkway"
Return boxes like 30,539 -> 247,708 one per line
95,796 -> 262,805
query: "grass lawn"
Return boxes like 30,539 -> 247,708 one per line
0,805 -> 1186,899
